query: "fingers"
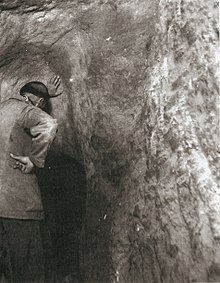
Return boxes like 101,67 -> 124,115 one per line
13,162 -> 25,171
48,75 -> 60,84
13,162 -> 29,174
52,75 -> 61,87
53,75 -> 60,84
49,76 -> 53,84
55,79 -> 61,88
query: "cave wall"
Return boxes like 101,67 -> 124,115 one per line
0,0 -> 219,282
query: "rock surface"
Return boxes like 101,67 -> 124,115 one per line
0,0 -> 219,282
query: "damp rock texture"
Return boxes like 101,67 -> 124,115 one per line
0,0 -> 219,282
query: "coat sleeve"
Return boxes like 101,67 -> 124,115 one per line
21,107 -> 58,168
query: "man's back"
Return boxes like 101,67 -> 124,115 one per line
0,97 -> 57,220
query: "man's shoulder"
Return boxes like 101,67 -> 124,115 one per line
0,97 -> 29,114
7,98 -> 47,116
23,105 -> 56,127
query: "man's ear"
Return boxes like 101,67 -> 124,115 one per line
23,95 -> 29,102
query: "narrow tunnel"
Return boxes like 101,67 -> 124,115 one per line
36,154 -> 87,282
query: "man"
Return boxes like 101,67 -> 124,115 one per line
0,76 -> 62,282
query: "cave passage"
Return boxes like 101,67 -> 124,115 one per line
37,154 -> 87,282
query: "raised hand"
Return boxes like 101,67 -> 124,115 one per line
10,153 -> 34,174
47,75 -> 63,98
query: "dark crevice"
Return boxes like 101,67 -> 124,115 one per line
36,154 -> 87,282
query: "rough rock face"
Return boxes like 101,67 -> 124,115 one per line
0,0 -> 219,282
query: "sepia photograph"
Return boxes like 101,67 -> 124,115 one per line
0,0 -> 219,282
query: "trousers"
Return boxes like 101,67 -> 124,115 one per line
0,218 -> 45,283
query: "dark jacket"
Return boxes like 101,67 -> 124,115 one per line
0,97 -> 58,220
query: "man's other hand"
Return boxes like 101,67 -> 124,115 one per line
10,154 -> 34,174
47,75 -> 63,97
